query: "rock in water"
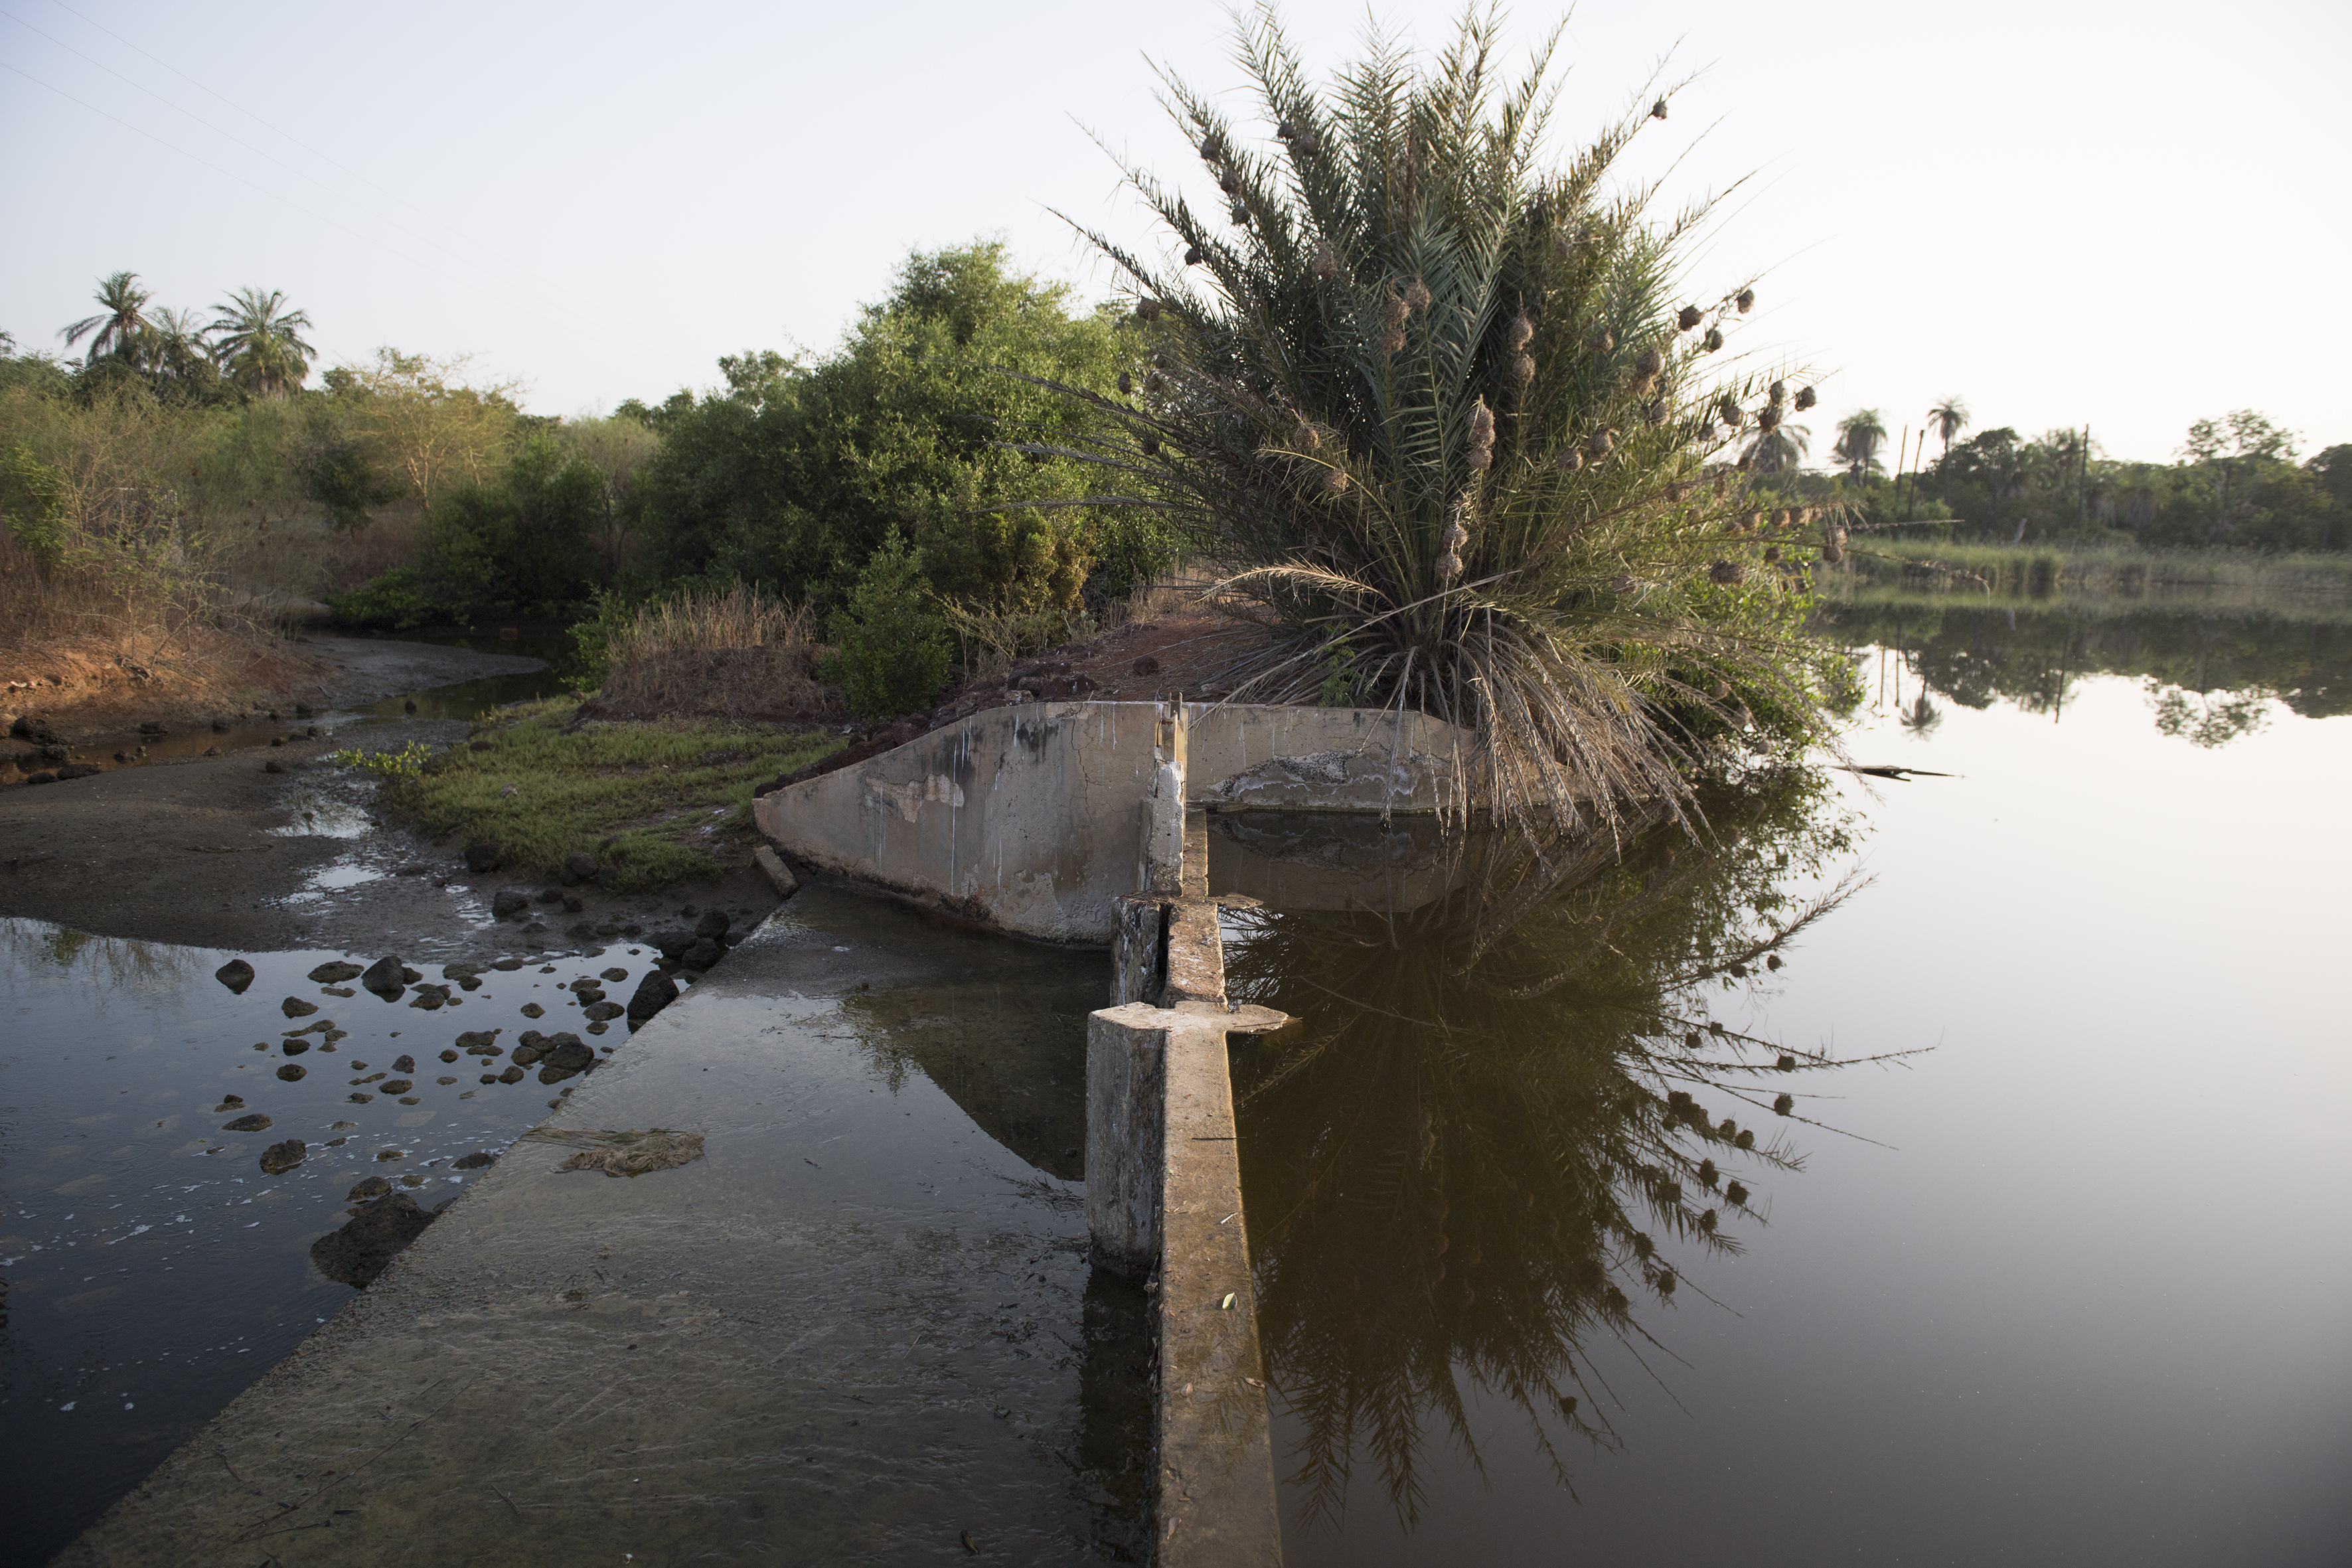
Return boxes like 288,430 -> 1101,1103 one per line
627,969 -> 679,1024
360,955 -> 407,998
392,1054 -> 416,1073
276,1063 -> 306,1081
281,996 -> 319,1018
309,961 -> 364,984
492,888 -> 530,919
347,1175 -> 392,1202
452,1151 -> 497,1170
682,937 -> 721,969
583,1001 -> 625,1022
215,959 -> 256,994
259,1138 -> 307,1175
464,840 -> 502,873
650,928 -> 696,960
694,909 -> 732,940
555,1129 -> 706,1178
222,1113 -> 274,1132
309,1194 -> 438,1287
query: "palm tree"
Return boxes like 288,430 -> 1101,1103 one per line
1924,396 -> 1968,503
61,271 -> 155,363
1046,5 -> 1842,839
1745,422 -> 1810,475
1832,409 -> 1889,483
209,287 -> 315,397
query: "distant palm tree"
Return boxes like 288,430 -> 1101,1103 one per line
1925,396 -> 1969,503
209,287 -> 315,397
61,271 -> 155,362
1745,422 -> 1810,475
1832,409 -> 1889,483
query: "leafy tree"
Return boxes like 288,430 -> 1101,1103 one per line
208,287 -> 315,398
2180,409 -> 2298,543
631,241 -> 1155,616
61,272 -> 154,363
819,527 -> 954,716
320,349 -> 522,517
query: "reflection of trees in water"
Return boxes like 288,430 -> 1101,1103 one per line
0,918 -> 204,995
1820,601 -> 2352,742
1224,770 -> 1898,1531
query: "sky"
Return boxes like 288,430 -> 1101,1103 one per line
3,0 -> 2346,466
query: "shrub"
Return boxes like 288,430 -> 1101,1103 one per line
325,564 -> 444,629
820,529 -> 953,718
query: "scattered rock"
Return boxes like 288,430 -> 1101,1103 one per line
135,720 -> 162,736
264,760 -> 284,774
562,851 -> 598,884
281,996 -> 319,1018
321,984 -> 354,997
453,1151 -> 497,1170
380,1079 -> 414,1095
498,1065 -> 525,1083
491,957 -> 524,971
217,1095 -> 244,1108
600,967 -> 629,982
400,965 -> 422,982
222,1113 -> 274,1131
1133,655 -> 1162,676
695,909 -> 732,940
281,1040 -> 308,1056
519,1002 -> 544,1018
360,955 -> 407,998
347,1176 -> 392,1202
536,888 -> 565,905
376,1147 -> 405,1161
407,986 -> 449,1010
21,771 -> 56,785
55,762 -> 100,780
464,840 -> 502,873
548,1036 -> 594,1071
682,937 -> 721,969
277,1063 -> 307,1081
562,894 -> 584,913
554,1129 -> 706,1178
522,920 -> 549,935
584,1001 -> 625,1022
259,1138 -> 307,1175
309,961 -> 364,984
492,888 -> 530,919
627,969 -> 680,1024
392,1054 -> 416,1073
214,959 -> 256,993
309,1194 -> 437,1287
439,1049 -> 460,1062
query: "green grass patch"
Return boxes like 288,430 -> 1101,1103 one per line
368,696 -> 838,890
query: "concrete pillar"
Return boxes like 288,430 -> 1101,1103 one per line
1142,700 -> 1188,897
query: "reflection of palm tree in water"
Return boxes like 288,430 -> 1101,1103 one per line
1898,690 -> 1942,738
1223,771 -> 1901,1530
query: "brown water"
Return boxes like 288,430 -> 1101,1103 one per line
1231,607 -> 2352,1565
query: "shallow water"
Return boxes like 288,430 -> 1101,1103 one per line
1239,608 -> 2352,1565
0,925 -> 676,1563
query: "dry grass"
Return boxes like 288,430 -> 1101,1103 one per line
317,509 -> 426,593
586,584 -> 840,724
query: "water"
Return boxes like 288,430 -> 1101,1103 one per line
1233,601 -> 2352,1565
0,929 -> 674,1563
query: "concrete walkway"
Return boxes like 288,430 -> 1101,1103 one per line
60,889 -> 1150,1566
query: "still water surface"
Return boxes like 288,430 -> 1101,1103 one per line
1238,604 -> 2352,1564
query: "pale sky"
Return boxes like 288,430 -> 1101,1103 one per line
4,0 -> 2345,466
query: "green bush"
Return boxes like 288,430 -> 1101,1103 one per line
820,529 -> 953,718
325,564 -> 445,629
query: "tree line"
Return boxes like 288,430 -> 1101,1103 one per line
1739,398 -> 2349,552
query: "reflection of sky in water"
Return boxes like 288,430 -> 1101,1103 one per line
1269,663 -> 2352,1565
0,925 -> 653,1560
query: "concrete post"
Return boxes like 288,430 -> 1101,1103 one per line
1142,699 -> 1188,897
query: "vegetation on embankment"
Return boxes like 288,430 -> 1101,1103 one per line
1824,540 -> 2352,600
352,696 -> 838,890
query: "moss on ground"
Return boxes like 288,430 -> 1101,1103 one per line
366,696 -> 838,890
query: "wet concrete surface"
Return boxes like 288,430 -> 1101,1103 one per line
56,887 -> 1152,1566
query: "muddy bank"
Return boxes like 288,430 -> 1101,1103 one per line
3,633 -> 550,768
